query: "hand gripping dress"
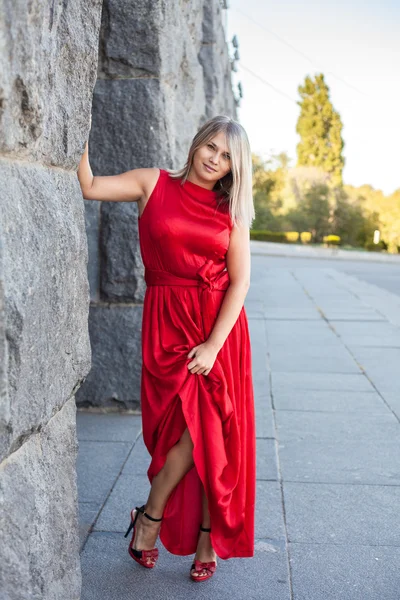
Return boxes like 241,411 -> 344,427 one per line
138,168 -> 256,560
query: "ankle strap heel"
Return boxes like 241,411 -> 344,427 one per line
190,524 -> 216,581
137,504 -> 163,522
124,504 -> 163,569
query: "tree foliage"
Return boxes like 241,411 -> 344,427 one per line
251,71 -> 399,252
251,153 -> 288,231
332,187 -> 378,246
296,73 -> 345,187
288,183 -> 331,242
252,153 -> 399,252
344,185 -> 400,252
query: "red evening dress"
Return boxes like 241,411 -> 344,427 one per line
138,169 -> 256,560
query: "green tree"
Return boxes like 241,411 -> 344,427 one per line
296,73 -> 345,187
379,190 -> 400,252
286,183 -> 331,242
252,153 -> 289,230
345,185 -> 400,252
332,187 -> 378,247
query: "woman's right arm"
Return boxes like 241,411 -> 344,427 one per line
77,140 -> 158,202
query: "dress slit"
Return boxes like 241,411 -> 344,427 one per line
157,389 -> 208,556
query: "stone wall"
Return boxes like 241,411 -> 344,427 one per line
77,0 -> 237,410
0,1 -> 102,598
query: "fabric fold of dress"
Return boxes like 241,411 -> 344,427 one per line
138,169 -> 256,560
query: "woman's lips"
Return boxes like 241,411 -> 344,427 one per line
203,163 -> 217,173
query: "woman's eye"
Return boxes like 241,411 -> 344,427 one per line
225,154 -> 231,160
207,144 -> 214,149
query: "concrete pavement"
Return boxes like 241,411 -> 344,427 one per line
77,252 -> 400,599
250,239 -> 400,263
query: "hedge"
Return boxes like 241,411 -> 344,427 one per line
365,240 -> 388,252
323,235 -> 341,246
300,232 -> 312,243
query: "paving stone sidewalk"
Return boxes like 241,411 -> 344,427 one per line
77,256 -> 400,600
250,239 -> 400,263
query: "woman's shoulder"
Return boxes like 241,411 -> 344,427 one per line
156,169 -> 184,189
158,168 -> 180,181
146,168 -> 177,185
142,167 -> 175,194
141,168 -> 177,201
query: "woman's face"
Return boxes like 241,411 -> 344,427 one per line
192,131 -> 231,185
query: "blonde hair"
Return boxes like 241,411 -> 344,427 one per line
167,115 -> 255,230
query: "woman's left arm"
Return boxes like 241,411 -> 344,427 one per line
187,222 -> 251,375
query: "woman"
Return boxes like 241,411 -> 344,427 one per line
78,115 -> 256,582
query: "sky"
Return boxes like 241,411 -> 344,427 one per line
226,0 -> 400,195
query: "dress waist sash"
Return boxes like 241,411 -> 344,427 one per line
145,262 -> 230,336
145,265 -> 230,292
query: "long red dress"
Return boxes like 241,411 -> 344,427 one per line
138,169 -> 256,560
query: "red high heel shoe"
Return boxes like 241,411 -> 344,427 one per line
124,505 -> 162,569
189,526 -> 217,582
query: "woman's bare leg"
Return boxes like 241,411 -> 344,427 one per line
131,427 -> 194,563
191,486 -> 217,577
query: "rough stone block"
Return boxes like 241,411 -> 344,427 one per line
90,78 -> 171,174
89,78 -> 170,302
1,161 -> 91,461
199,2 -> 237,117
84,201 -> 101,302
98,0 -> 162,78
0,397 -> 81,600
94,0 -> 209,169
75,304 -> 142,410
0,1 -> 103,598
100,201 -> 145,302
0,237 -> 9,461
0,0 -> 102,167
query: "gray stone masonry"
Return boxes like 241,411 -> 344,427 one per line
76,0 -> 236,410
0,1 -> 102,598
77,253 -> 400,599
